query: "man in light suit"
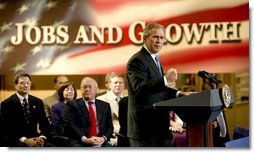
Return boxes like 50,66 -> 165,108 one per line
43,75 -> 69,122
63,77 -> 113,147
126,23 -> 190,147
97,73 -> 125,146
0,73 -> 53,147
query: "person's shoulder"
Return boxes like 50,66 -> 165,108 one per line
66,98 -> 82,107
96,98 -> 110,106
43,94 -> 56,102
96,93 -> 107,100
28,94 -> 43,102
1,94 -> 17,104
128,47 -> 144,59
96,91 -> 107,97
52,101 -> 64,108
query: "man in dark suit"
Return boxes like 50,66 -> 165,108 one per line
0,73 -> 53,147
126,23 -> 190,147
63,77 -> 113,147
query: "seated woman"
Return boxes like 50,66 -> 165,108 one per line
51,82 -> 77,136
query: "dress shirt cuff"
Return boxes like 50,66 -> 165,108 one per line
163,76 -> 169,86
81,136 -> 87,142
102,135 -> 107,142
176,91 -> 182,97
19,137 -> 27,143
39,135 -> 47,141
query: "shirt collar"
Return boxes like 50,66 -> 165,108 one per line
83,98 -> 95,104
143,45 -> 157,61
16,92 -> 28,104
109,90 -> 123,101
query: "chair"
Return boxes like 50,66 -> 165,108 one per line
225,136 -> 249,147
233,126 -> 249,140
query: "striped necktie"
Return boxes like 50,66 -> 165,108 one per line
22,98 -> 30,124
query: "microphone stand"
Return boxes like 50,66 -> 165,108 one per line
203,75 -> 221,147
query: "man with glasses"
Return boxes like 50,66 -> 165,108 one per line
0,72 -> 53,147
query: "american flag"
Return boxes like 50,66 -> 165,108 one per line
0,0 -> 249,75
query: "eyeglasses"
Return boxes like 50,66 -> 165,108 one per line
18,81 -> 32,86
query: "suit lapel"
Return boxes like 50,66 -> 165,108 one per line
77,99 -> 90,120
95,100 -> 102,124
13,94 -> 24,113
27,95 -> 37,113
141,47 -> 162,77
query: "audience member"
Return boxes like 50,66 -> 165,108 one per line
51,82 -> 77,136
0,73 -> 53,147
97,73 -> 125,146
63,77 -> 113,147
43,75 -> 69,122
96,72 -> 116,97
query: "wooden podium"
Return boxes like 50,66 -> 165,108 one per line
153,87 -> 234,147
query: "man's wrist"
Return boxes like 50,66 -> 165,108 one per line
102,136 -> 107,142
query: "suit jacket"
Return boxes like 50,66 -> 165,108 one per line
43,92 -> 59,122
1,94 -> 51,145
97,91 -> 121,134
51,101 -> 66,136
63,98 -> 113,142
126,47 -> 177,140
118,96 -> 128,137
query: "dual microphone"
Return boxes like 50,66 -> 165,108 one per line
197,70 -> 222,84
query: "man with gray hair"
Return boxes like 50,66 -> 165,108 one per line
63,77 -> 113,147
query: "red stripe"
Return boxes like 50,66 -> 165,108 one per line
80,40 -> 249,74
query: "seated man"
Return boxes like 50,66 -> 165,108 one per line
97,73 -> 125,146
63,77 -> 113,147
0,73 -> 53,147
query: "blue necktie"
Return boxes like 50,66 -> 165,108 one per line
155,55 -> 163,76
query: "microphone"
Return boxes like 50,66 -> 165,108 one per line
198,70 -> 222,84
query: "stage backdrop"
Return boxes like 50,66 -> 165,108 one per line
0,0 -> 249,75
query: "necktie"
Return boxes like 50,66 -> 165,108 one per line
22,98 -> 30,124
217,111 -> 227,137
88,101 -> 97,137
155,55 -> 163,76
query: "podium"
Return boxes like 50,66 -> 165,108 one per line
153,87 -> 234,147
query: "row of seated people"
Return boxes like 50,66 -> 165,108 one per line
0,73 -> 187,147
45,73 -> 229,147
0,73 -> 115,147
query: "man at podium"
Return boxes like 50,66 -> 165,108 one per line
126,22 -> 190,147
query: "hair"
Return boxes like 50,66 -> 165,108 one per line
108,73 -> 124,83
81,77 -> 98,88
57,82 -> 77,101
13,72 -> 31,84
105,72 -> 116,84
53,75 -> 67,84
143,22 -> 165,39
